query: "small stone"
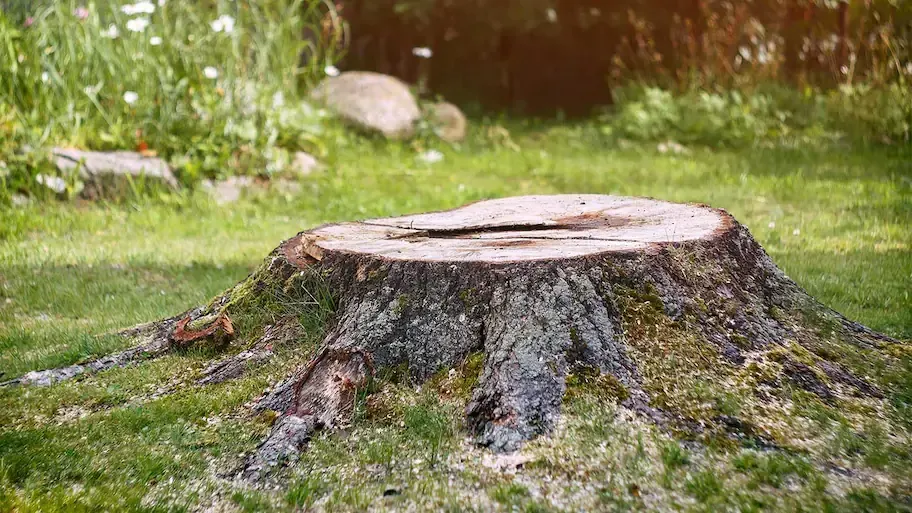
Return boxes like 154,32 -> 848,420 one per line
657,140 -> 689,155
272,179 -> 302,196
35,174 -> 67,194
201,176 -> 255,205
428,101 -> 467,143
291,151 -> 320,176
418,150 -> 444,164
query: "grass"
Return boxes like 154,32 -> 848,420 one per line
0,123 -> 910,511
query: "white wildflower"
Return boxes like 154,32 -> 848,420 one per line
126,17 -> 150,33
150,36 -> 162,46
123,91 -> 139,104
418,149 -> 444,164
157,0 -> 166,5
41,72 -> 49,83
102,24 -> 119,38
210,15 -> 235,33
84,85 -> 99,96
738,46 -> 752,61
203,66 -> 218,79
121,1 -> 154,15
546,8 -> 558,22
36,174 -> 67,194
272,91 -> 285,108
324,65 -> 340,77
412,47 -> 432,58
792,228 -> 800,236
768,221 -> 775,229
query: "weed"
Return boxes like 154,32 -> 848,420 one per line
685,470 -> 724,502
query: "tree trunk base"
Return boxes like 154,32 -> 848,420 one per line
6,195 -> 898,480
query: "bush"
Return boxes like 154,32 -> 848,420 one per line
825,83 -> 912,144
605,83 -> 912,147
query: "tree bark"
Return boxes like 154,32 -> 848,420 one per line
5,195 -> 896,479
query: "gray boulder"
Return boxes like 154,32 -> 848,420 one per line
310,71 -> 420,139
53,149 -> 178,198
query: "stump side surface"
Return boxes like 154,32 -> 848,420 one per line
296,195 -> 730,262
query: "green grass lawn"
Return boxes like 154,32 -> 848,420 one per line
1,125 -> 910,511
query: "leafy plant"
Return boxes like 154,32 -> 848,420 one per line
0,0 -> 339,200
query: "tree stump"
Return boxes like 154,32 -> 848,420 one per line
5,195 -> 896,478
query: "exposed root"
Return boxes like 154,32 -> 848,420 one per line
197,319 -> 303,386
240,347 -> 373,480
0,309 -> 193,388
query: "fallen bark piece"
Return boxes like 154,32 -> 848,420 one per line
170,311 -> 235,350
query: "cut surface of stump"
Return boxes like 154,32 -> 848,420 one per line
7,195 -> 898,480
297,195 -> 726,262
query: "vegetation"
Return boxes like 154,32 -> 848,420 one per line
1,123 -> 910,510
0,0 -> 338,198
2,0 -> 911,206
1,0 -> 910,511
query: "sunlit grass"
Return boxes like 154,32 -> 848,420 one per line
0,124 -> 909,511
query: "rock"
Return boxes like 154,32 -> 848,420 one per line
11,194 -> 31,207
310,71 -> 420,139
429,101 -> 467,142
291,151 -> 320,176
417,149 -> 444,164
53,149 -> 178,199
35,174 -> 67,195
272,179 -> 303,197
657,140 -> 689,155
200,176 -> 255,205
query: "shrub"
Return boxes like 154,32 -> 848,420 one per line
605,83 -> 911,147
